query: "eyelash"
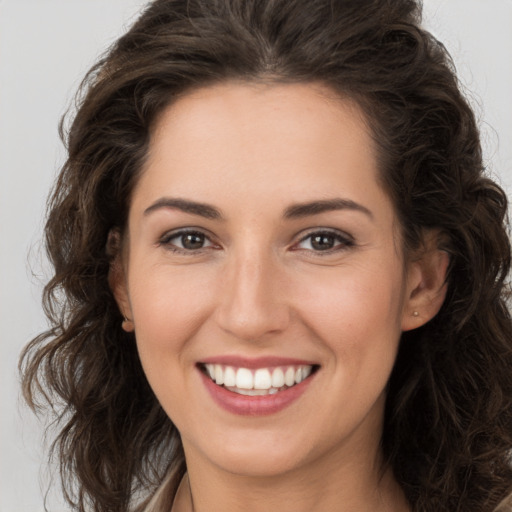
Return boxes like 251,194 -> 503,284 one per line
158,229 -> 217,254
158,228 -> 354,255
292,229 -> 354,255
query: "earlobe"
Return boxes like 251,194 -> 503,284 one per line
402,232 -> 450,332
107,229 -> 134,333
121,316 -> 134,332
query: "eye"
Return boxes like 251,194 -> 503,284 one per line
294,230 -> 353,252
159,229 -> 215,252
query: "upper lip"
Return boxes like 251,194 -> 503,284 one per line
198,355 -> 319,369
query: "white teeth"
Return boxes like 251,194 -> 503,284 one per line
254,368 -> 272,389
235,368 -> 253,389
227,387 -> 272,396
214,364 -> 224,385
224,366 -> 236,387
285,367 -> 295,386
271,367 -> 285,388
203,363 -> 315,393
303,366 -> 312,379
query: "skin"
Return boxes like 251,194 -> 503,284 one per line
113,81 -> 448,512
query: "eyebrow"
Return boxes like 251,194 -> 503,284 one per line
144,198 -> 222,220
284,198 -> 373,219
143,197 -> 373,221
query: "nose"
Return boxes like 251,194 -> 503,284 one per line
214,249 -> 290,342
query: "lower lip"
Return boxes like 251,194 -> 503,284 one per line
199,369 -> 315,416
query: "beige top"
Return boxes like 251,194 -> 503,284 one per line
137,469 -> 512,512
137,466 -> 183,512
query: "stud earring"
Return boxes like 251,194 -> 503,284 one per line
412,311 -> 419,317
122,317 -> 134,332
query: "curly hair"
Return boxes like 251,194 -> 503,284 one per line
20,0 -> 512,511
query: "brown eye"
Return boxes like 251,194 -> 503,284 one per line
160,230 -> 215,252
180,232 -> 206,250
295,230 -> 354,253
310,234 -> 337,251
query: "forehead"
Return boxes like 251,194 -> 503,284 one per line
152,80 -> 367,133
136,81 -> 381,203
128,80 -> 401,255
150,81 -> 371,155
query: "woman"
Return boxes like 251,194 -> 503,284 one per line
20,0 -> 512,511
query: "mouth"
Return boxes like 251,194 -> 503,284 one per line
198,362 -> 319,396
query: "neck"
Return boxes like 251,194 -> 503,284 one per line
172,445 -> 411,512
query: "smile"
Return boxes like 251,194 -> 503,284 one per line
200,364 -> 315,396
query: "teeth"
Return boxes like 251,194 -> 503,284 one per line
203,363 -> 315,393
224,366 -> 236,387
227,387 -> 277,396
214,364 -> 224,385
271,368 -> 285,388
254,369 -> 272,389
285,367 -> 295,386
235,368 -> 253,389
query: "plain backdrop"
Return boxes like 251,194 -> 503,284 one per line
1,1 -> 511,511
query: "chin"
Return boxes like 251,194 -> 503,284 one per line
205,445 -> 310,478
181,420 -> 334,480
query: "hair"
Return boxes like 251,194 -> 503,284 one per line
20,0 -> 512,511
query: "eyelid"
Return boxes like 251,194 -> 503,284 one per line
158,227 -> 219,252
156,226 -> 354,254
291,227 -> 355,253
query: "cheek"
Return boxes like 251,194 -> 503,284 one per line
129,262 -> 213,330
126,265 -> 217,383
297,260 -> 404,329
293,260 -> 405,374
125,268 -> 219,429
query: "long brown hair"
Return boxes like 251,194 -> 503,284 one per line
20,0 -> 512,511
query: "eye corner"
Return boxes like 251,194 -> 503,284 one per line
291,228 -> 355,254
157,227 -> 221,254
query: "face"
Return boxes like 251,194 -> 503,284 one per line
115,82 -> 430,479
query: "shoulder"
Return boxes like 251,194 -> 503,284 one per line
135,466 -> 184,512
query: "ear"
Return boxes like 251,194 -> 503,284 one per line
401,230 -> 450,331
107,229 -> 134,333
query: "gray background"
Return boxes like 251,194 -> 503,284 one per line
1,1 -> 511,510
